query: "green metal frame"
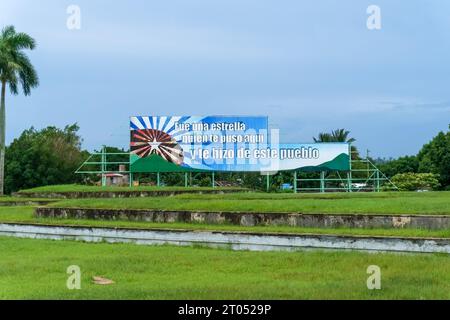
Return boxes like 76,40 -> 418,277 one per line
76,147 -> 217,188
292,147 -> 398,193
76,145 -> 398,192
75,146 -> 131,187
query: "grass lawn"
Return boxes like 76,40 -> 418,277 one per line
0,197 -> 51,203
17,184 -> 246,193
2,207 -> 450,239
4,188 -> 449,300
0,236 -> 449,299
46,191 -> 450,215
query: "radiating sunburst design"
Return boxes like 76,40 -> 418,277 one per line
130,129 -> 184,165
130,116 -> 205,166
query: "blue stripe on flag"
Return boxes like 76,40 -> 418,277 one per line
130,121 -> 140,130
137,117 -> 147,129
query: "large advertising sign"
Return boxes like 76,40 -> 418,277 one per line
130,116 -> 350,173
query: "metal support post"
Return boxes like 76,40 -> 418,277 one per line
376,169 -> 380,192
320,171 -> 325,193
347,143 -> 352,192
293,171 -> 297,193
101,146 -> 106,187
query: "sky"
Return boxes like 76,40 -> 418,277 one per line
1,0 -> 449,158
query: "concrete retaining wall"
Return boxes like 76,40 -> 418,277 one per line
1,222 -> 449,253
35,207 -> 450,230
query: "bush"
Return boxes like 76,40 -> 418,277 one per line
390,173 -> 440,191
5,124 -> 86,194
198,176 -> 212,187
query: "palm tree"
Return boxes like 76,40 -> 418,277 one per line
314,129 -> 355,143
313,132 -> 333,143
0,26 -> 39,194
331,129 -> 356,143
313,128 -> 358,159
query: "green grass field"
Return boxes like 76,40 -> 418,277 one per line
0,197 -> 51,203
45,191 -> 450,215
1,189 -> 450,300
17,184 -> 246,193
0,236 -> 449,299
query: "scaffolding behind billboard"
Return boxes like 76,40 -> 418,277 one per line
75,146 -> 398,192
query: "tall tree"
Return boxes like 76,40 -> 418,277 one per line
0,25 -> 39,195
417,125 -> 450,189
376,155 -> 419,178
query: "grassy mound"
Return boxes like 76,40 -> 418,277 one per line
46,191 -> 450,215
2,207 -> 450,238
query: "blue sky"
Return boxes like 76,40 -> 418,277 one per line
1,0 -> 449,158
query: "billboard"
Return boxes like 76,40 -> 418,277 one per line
130,116 -> 350,172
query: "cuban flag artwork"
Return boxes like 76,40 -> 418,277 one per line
130,115 -> 269,172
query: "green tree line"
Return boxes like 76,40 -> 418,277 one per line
376,125 -> 450,190
4,124 -> 88,194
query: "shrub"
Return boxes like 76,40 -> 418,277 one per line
390,173 -> 440,191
